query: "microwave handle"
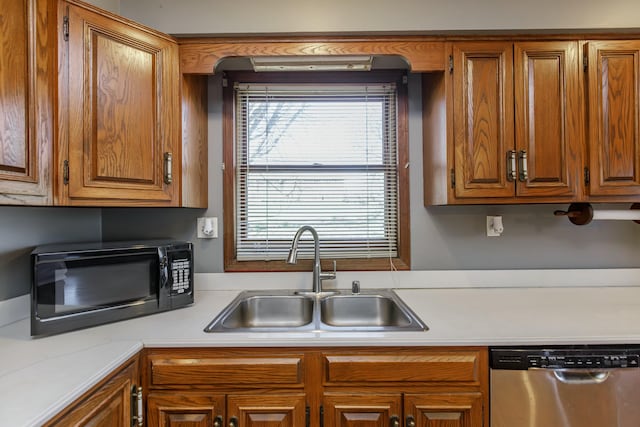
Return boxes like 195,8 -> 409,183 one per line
159,248 -> 169,290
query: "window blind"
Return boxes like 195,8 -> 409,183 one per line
234,82 -> 399,261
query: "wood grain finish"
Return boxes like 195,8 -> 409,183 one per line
181,74 -> 208,207
453,42 -> 515,198
44,355 -> 139,427
323,393 -> 402,427
324,353 -> 481,385
147,392 -> 225,427
150,356 -> 304,386
514,41 -> 582,198
587,40 -> 640,197
227,393 -> 306,427
405,393 -> 483,427
143,347 -> 488,427
180,38 -> 446,74
63,2 -> 180,205
0,0 -> 52,204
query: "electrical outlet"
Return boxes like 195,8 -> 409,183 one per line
486,215 -> 504,237
197,217 -> 218,238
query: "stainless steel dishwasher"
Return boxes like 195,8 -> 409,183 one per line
490,346 -> 640,427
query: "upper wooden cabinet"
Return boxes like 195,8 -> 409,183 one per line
57,1 -> 181,206
0,0 -> 53,205
426,41 -> 583,205
585,40 -> 640,199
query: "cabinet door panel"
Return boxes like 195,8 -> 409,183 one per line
147,392 -> 225,427
65,3 -> 179,205
452,42 -> 514,198
405,393 -> 483,427
587,41 -> 640,196
227,393 -> 306,427
0,0 -> 52,204
514,41 -> 581,198
323,393 -> 402,427
45,358 -> 139,427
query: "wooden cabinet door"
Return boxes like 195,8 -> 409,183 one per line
405,393 -> 483,427
323,393 -> 402,427
45,358 -> 139,427
586,40 -> 640,197
147,392 -> 225,427
227,393 -> 306,427
514,41 -> 582,199
62,2 -> 179,205
0,0 -> 53,205
452,42 -> 515,199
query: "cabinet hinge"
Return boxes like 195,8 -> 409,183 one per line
63,160 -> 69,185
305,406 -> 310,427
583,55 -> 588,72
320,405 -> 324,427
62,14 -> 69,41
402,74 -> 408,85
131,385 -> 143,427
450,168 -> 456,188
448,55 -> 454,74
584,167 -> 590,185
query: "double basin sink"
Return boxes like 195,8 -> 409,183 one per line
204,289 -> 428,333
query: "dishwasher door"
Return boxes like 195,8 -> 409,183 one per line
490,351 -> 640,427
491,365 -> 640,427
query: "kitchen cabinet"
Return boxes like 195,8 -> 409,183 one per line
57,0 -> 181,206
585,40 -> 640,200
144,347 -> 488,427
0,0 -> 54,205
43,355 -> 141,427
424,41 -> 583,205
147,392 -> 306,427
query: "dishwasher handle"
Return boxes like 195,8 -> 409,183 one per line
552,369 -> 611,384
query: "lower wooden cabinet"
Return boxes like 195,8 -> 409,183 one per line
143,347 -> 488,427
405,393 -> 484,427
323,392 -> 482,427
147,392 -> 306,427
44,355 -> 141,427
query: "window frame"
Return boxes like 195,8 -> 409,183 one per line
223,70 -> 410,272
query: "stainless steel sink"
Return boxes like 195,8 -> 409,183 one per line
204,291 -> 315,332
205,289 -> 427,333
321,294 -> 412,327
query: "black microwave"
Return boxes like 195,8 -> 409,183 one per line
31,240 -> 193,336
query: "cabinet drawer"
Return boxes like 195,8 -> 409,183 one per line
324,351 -> 481,384
150,356 -> 304,386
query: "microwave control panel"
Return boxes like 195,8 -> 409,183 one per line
170,258 -> 191,294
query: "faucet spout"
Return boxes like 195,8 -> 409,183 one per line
287,226 -> 334,293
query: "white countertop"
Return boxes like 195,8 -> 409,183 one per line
3,270 -> 640,426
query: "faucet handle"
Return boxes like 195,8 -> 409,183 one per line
320,260 -> 337,280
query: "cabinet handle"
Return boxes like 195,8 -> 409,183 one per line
229,416 -> 238,427
406,415 -> 417,427
390,415 -> 400,427
507,150 -> 516,182
163,152 -> 173,184
518,150 -> 528,182
213,416 -> 223,427
131,385 -> 143,427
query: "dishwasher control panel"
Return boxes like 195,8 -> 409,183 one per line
491,347 -> 640,370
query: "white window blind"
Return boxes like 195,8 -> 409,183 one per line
235,82 -> 399,261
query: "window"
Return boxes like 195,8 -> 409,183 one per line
223,71 -> 409,271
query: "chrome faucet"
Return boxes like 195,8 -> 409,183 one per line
287,225 -> 336,294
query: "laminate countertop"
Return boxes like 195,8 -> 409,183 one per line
2,276 -> 640,426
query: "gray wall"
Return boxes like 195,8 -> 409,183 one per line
0,207 -> 102,300
120,0 -> 640,34
101,74 -> 640,272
